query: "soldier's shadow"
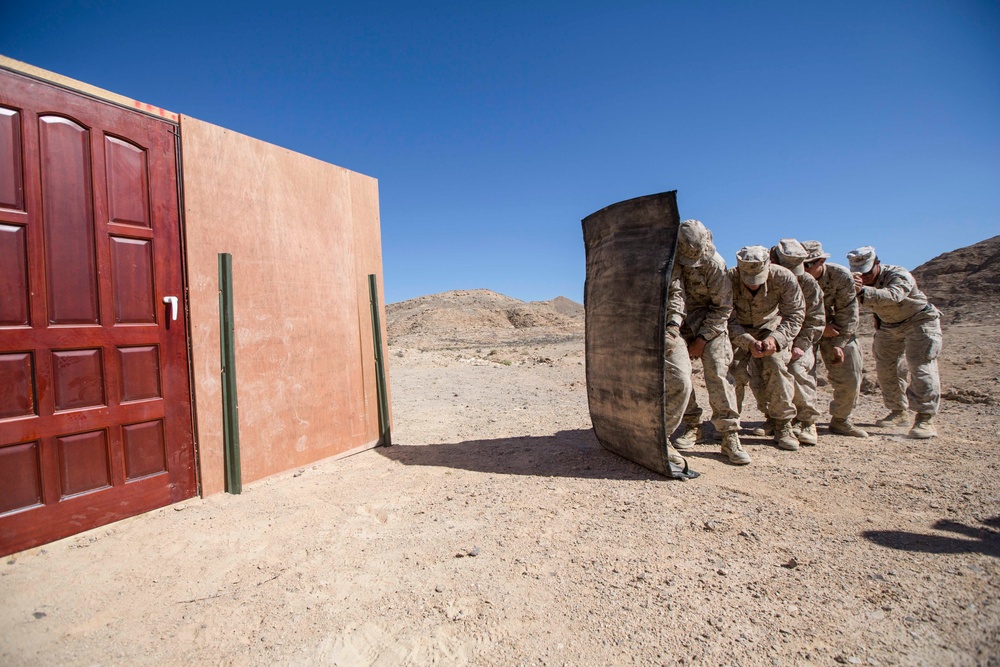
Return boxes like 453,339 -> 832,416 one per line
862,517 -> 1000,558
377,429 -> 661,481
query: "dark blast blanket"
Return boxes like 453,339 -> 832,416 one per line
582,192 -> 680,477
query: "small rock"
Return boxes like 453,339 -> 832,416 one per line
293,469 -> 304,477
781,558 -> 800,569
33,611 -> 46,619
468,546 -> 481,557
435,584 -> 445,593
717,569 -> 728,576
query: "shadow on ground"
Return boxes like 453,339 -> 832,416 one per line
863,517 -> 1000,558
377,429 -> 666,481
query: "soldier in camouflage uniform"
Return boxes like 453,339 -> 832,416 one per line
664,262 -> 693,468
670,220 -> 749,465
847,246 -> 942,439
802,241 -> 869,438
728,246 -> 805,451
770,239 -> 825,446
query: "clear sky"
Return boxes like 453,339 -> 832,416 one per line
4,1 -> 998,305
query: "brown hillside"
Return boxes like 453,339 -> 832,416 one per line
530,295 -> 586,318
387,289 -> 584,349
911,235 -> 1000,322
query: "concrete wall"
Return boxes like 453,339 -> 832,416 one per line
180,116 -> 389,495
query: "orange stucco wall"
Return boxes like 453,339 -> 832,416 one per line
180,116 -> 390,495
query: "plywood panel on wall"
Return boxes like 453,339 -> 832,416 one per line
180,116 -> 388,495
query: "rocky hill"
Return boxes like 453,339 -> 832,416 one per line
531,295 -> 585,318
386,289 -> 584,349
912,235 -> 1000,322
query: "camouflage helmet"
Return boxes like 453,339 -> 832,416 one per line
676,219 -> 715,267
773,238 -> 808,276
847,246 -> 877,274
736,245 -> 770,287
801,240 -> 831,263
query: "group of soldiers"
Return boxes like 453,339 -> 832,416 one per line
662,220 -> 943,468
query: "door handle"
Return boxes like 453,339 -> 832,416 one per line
163,296 -> 179,321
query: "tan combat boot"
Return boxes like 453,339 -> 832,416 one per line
752,418 -> 775,437
774,420 -> 800,451
796,422 -> 818,446
673,423 -> 698,451
908,413 -> 937,439
667,444 -> 687,467
876,410 -> 909,427
721,431 -> 751,465
829,418 -> 869,438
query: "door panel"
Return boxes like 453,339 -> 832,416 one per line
0,223 -> 30,325
0,108 -> 24,210
39,115 -> 100,325
0,69 -> 196,556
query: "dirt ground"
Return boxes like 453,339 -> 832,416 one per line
2,322 -> 999,666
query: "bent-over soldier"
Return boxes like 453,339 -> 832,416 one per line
728,246 -> 805,452
670,220 -> 748,465
802,241 -> 868,438
847,246 -> 942,439
771,239 -> 825,446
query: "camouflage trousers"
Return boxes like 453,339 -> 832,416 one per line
664,327 -> 693,437
874,316 -> 942,415
817,336 -> 863,420
789,345 -> 820,424
732,343 -> 796,422
681,332 -> 740,433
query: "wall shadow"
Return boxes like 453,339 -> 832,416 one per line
377,429 -> 665,481
862,517 -> 1000,558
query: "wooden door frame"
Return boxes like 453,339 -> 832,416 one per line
0,62 -> 202,555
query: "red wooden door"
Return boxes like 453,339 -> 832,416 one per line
0,69 -> 197,555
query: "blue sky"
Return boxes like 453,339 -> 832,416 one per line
4,1 -> 998,304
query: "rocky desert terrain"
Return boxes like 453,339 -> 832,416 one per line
1,241 -> 998,666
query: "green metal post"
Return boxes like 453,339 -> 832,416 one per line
368,274 -> 391,446
219,253 -> 242,493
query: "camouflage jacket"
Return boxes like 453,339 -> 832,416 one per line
727,264 -> 805,352
816,262 -> 860,348
795,272 -> 825,350
678,251 -> 733,342
859,264 -> 937,326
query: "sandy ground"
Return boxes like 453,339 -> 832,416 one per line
1,324 -> 999,666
